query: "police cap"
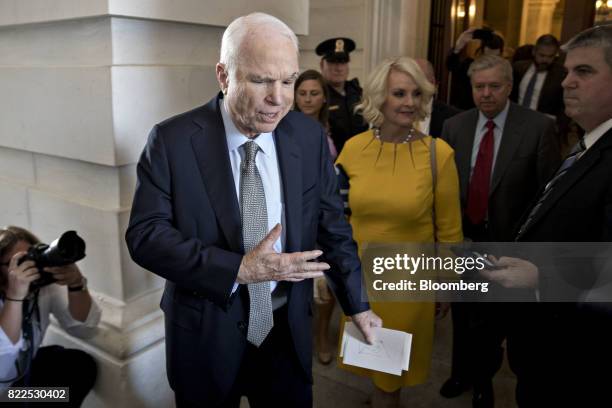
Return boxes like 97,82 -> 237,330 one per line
315,38 -> 356,63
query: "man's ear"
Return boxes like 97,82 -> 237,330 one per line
319,59 -> 325,71
216,63 -> 229,94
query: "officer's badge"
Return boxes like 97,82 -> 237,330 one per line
335,39 -> 345,53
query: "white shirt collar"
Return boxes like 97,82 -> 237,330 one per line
220,99 -> 275,156
583,117 -> 612,151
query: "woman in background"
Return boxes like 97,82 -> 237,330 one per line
295,69 -> 338,161
294,69 -> 337,364
336,57 -> 462,407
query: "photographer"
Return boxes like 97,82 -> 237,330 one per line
0,226 -> 100,406
447,27 -> 505,110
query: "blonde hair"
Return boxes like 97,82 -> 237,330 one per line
356,56 -> 436,128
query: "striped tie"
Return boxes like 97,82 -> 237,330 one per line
516,139 -> 586,237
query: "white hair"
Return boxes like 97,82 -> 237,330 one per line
220,12 -> 299,78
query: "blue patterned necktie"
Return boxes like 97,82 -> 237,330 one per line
517,139 -> 586,237
521,71 -> 538,108
240,141 -> 273,347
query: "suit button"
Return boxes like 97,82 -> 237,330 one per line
237,321 -> 247,331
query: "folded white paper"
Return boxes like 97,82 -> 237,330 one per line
339,322 -> 412,376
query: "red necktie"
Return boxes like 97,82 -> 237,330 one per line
466,120 -> 495,225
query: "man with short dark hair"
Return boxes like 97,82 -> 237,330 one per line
485,24 -> 612,407
511,34 -> 570,152
316,38 -> 368,152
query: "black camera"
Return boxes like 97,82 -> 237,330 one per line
17,231 -> 86,290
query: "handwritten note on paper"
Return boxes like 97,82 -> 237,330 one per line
340,322 -> 412,376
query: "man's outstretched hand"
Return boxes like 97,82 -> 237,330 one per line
237,224 -> 330,284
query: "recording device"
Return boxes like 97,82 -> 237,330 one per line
17,231 -> 86,290
450,246 -> 499,271
472,251 -> 499,270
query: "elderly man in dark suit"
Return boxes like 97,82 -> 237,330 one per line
510,34 -> 571,153
441,54 -> 559,407
484,24 -> 612,407
125,13 -> 380,408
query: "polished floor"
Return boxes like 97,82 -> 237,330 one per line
240,305 -> 518,407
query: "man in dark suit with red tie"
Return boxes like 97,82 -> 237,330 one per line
125,12 -> 380,408
483,24 -> 612,407
441,55 -> 559,407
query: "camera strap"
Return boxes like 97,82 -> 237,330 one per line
0,290 -> 40,386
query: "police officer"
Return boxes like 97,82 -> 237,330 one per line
316,37 -> 368,153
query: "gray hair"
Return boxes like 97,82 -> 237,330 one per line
468,55 -> 513,84
562,25 -> 612,69
219,12 -> 299,78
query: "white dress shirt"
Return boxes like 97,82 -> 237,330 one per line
0,284 -> 101,390
583,117 -> 612,152
416,99 -> 433,135
470,100 -> 511,180
518,64 -> 548,110
220,101 -> 285,294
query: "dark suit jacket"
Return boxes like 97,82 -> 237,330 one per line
446,53 -> 476,110
517,128 -> 612,296
327,78 -> 368,153
514,128 -> 612,404
430,100 -> 462,138
125,94 -> 368,405
511,61 -> 566,117
441,102 -> 560,241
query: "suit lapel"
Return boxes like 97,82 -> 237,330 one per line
191,95 -> 243,253
456,110 -> 479,203
274,119 -> 302,252
430,101 -> 442,137
524,129 -> 612,233
490,104 -> 524,196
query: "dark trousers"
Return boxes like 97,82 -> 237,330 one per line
449,302 -> 541,406
451,221 -> 540,405
176,306 -> 312,408
520,304 -> 612,408
10,345 -> 97,408
448,302 -> 472,381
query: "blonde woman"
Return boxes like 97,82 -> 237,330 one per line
336,57 -> 462,407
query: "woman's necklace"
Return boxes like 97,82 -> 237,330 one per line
374,127 -> 415,144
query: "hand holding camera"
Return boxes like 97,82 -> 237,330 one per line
454,27 -> 497,53
454,27 -> 477,52
43,264 -> 83,288
5,253 -> 40,301
16,231 -> 86,292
